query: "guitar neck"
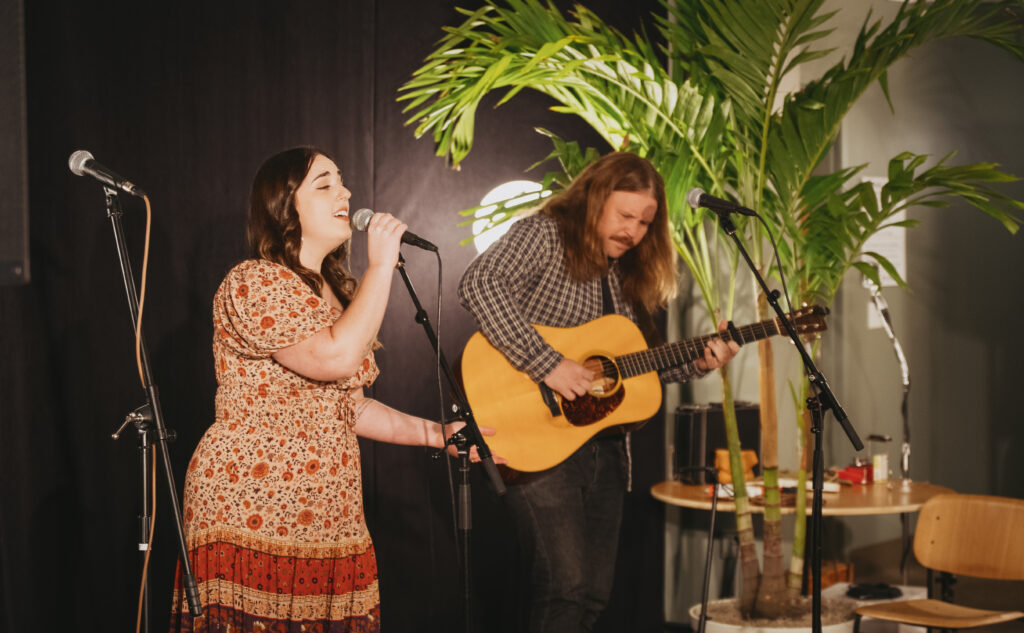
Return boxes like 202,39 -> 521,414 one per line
616,318 -> 782,378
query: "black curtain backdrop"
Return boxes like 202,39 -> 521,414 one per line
0,1 -> 668,632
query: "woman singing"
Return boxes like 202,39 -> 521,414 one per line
170,147 -> 486,632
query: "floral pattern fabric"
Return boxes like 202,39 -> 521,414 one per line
171,259 -> 381,633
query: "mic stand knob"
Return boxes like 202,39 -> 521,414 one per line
113,403 -> 154,440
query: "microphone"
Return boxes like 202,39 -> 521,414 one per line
351,208 -> 438,252
68,150 -> 146,197
686,188 -> 757,217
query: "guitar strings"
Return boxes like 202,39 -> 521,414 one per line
614,318 -> 786,378
609,309 -> 823,379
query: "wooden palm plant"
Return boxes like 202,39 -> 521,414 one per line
399,0 -> 1024,620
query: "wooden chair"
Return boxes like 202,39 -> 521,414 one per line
854,493 -> 1024,631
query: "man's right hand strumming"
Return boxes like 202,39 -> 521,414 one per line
542,358 -> 594,401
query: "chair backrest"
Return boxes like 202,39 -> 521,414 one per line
914,493 -> 1024,581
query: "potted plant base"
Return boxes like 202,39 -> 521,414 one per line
690,597 -> 857,633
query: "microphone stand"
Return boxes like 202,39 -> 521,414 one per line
865,279 -> 913,583
690,466 -> 721,633
699,476 -> 719,633
100,187 -> 203,626
393,251 -> 506,633
713,212 -> 863,633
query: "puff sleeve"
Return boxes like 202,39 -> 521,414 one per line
213,260 -> 336,358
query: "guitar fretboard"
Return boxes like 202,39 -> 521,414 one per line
615,318 -> 781,378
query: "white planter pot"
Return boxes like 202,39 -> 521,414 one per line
690,599 -> 856,633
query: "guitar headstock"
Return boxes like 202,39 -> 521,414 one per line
788,304 -> 829,336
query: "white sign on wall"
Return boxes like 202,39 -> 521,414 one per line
859,176 -> 907,289
859,176 -> 906,329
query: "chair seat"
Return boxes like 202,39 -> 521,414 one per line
856,598 -> 1024,629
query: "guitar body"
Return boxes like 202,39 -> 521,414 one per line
461,305 -> 829,473
462,314 -> 661,472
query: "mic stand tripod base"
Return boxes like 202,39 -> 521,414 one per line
127,406 -> 155,633
445,431 -> 474,633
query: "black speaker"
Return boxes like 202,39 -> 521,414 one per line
0,0 -> 29,285
674,402 -> 760,484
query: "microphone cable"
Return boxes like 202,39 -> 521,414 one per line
133,195 -> 157,633
135,196 -> 152,387
136,446 -> 156,633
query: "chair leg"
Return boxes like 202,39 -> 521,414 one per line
938,572 -> 956,603
853,613 -> 861,633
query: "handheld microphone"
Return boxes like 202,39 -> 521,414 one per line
686,188 -> 757,217
351,208 -> 438,252
68,150 -> 146,198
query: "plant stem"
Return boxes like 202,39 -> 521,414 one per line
721,364 -> 761,615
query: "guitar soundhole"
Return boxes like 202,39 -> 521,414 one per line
562,355 -> 624,427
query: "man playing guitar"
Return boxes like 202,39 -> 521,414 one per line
458,152 -> 740,633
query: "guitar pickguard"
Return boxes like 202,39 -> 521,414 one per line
561,386 -> 625,426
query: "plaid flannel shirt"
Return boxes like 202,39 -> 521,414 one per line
458,213 -> 705,385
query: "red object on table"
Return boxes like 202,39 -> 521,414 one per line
838,465 -> 873,484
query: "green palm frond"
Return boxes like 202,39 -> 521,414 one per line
400,0 -> 728,190
399,0 -> 741,310
401,0 -> 1024,315
769,0 -> 1024,215
658,0 -> 836,160
792,152 -> 1022,305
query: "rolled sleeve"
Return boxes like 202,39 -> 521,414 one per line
659,361 -> 708,384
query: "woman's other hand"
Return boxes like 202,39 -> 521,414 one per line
444,422 -> 506,464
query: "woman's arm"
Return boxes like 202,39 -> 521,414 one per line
273,214 -> 405,381
350,390 -> 502,462
350,389 -> 444,448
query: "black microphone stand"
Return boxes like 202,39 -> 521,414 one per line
865,279 -> 914,584
100,187 -> 203,626
394,251 -> 506,633
110,402 -> 161,629
713,212 -> 863,633
685,466 -> 721,633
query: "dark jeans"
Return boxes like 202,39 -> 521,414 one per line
505,437 -> 628,633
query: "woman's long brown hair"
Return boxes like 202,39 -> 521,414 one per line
540,151 -> 677,314
246,147 -> 357,306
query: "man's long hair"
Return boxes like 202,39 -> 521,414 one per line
540,152 -> 677,314
246,146 -> 357,306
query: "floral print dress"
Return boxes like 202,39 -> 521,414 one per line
171,260 -> 380,633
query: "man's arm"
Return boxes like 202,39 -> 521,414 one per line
458,217 -> 565,384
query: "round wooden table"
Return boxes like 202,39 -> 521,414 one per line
651,480 -> 954,516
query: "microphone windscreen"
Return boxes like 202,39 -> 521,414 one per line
68,150 -> 94,176
351,208 -> 375,232
686,187 -> 705,209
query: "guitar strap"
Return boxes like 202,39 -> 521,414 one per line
601,272 -> 634,491
601,274 -> 615,316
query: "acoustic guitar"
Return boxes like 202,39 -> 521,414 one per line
461,306 -> 828,472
